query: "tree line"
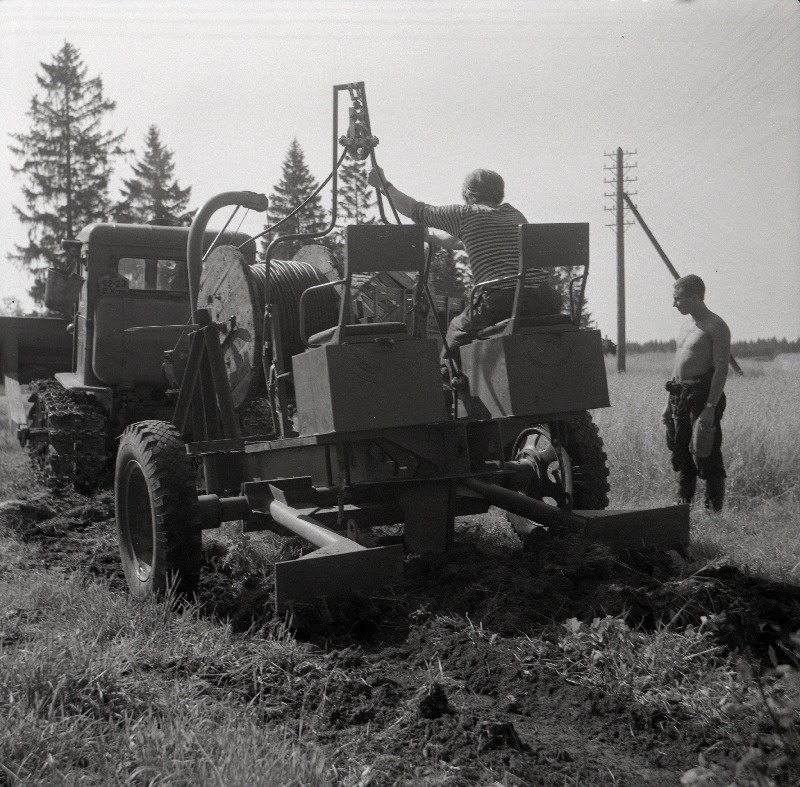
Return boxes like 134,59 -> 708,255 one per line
8,42 -> 442,310
9,43 -> 190,304
625,338 -> 800,357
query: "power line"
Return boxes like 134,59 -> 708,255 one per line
643,2 -> 792,153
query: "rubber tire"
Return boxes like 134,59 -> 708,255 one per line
115,420 -> 202,600
507,411 -> 609,547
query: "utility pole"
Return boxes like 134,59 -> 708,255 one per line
604,148 -> 636,372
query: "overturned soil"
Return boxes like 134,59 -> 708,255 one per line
3,488 -> 800,785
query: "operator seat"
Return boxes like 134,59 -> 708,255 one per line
300,224 -> 426,347
474,223 -> 589,338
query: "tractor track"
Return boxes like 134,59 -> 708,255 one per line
26,379 -> 112,492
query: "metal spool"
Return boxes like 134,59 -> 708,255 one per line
198,245 -> 338,410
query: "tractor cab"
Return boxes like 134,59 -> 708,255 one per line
52,223 -> 255,397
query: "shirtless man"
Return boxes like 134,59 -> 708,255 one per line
661,274 -> 731,511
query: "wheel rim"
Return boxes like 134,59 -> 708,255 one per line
120,459 -> 155,582
513,426 -> 574,508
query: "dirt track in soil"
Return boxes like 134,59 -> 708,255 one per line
4,488 -> 800,785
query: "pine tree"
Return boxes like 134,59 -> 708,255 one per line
264,139 -> 329,259
339,158 -> 376,225
114,125 -> 191,224
8,42 -> 127,303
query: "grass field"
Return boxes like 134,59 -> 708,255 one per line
595,353 -> 800,582
1,355 -> 799,785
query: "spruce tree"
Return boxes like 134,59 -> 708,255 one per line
429,247 -> 468,300
264,139 -> 329,259
8,42 -> 127,303
327,157 -> 377,265
337,158 -> 376,225
114,125 -> 191,224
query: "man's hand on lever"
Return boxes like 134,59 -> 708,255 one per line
366,167 -> 417,220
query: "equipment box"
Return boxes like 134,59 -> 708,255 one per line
293,338 -> 448,436
460,327 -> 610,418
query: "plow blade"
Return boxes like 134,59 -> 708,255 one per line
461,477 -> 690,551
275,543 -> 404,612
264,490 -> 404,611
575,505 -> 690,551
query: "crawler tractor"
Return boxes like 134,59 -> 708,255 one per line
112,83 -> 688,610
2,223 -> 255,490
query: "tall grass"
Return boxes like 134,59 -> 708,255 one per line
522,616 -> 800,786
595,354 -> 800,581
0,570 -> 333,785
0,387 -> 40,500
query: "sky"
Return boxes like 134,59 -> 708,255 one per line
0,0 -> 798,343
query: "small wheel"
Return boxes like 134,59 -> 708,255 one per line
115,420 -> 201,599
506,411 -> 610,549
512,425 -> 574,508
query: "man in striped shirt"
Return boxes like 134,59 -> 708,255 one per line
366,166 -> 559,367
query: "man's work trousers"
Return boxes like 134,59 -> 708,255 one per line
665,370 -> 726,510
441,285 -> 562,367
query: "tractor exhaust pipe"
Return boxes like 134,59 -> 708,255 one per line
187,191 -> 269,315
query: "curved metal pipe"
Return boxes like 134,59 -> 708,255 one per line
187,191 -> 269,315
269,499 -> 364,554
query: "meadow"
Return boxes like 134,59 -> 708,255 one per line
595,352 -> 800,582
1,354 -> 799,785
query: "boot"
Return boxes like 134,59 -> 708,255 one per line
704,478 -> 725,512
677,477 -> 696,505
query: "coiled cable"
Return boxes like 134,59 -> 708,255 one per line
247,259 -> 338,374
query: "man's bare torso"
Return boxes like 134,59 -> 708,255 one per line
673,314 -> 721,380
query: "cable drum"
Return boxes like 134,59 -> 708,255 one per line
249,259 -> 339,368
197,245 -> 338,411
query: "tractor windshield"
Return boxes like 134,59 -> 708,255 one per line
118,257 -> 188,292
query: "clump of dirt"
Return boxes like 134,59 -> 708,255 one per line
592,559 -> 800,661
0,488 -> 125,589
4,492 -> 800,784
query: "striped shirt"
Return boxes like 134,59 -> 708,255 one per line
410,201 -> 547,288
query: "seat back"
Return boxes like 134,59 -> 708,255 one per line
345,223 -> 426,277
303,224 -> 426,346
498,222 -> 590,335
342,224 -> 425,330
